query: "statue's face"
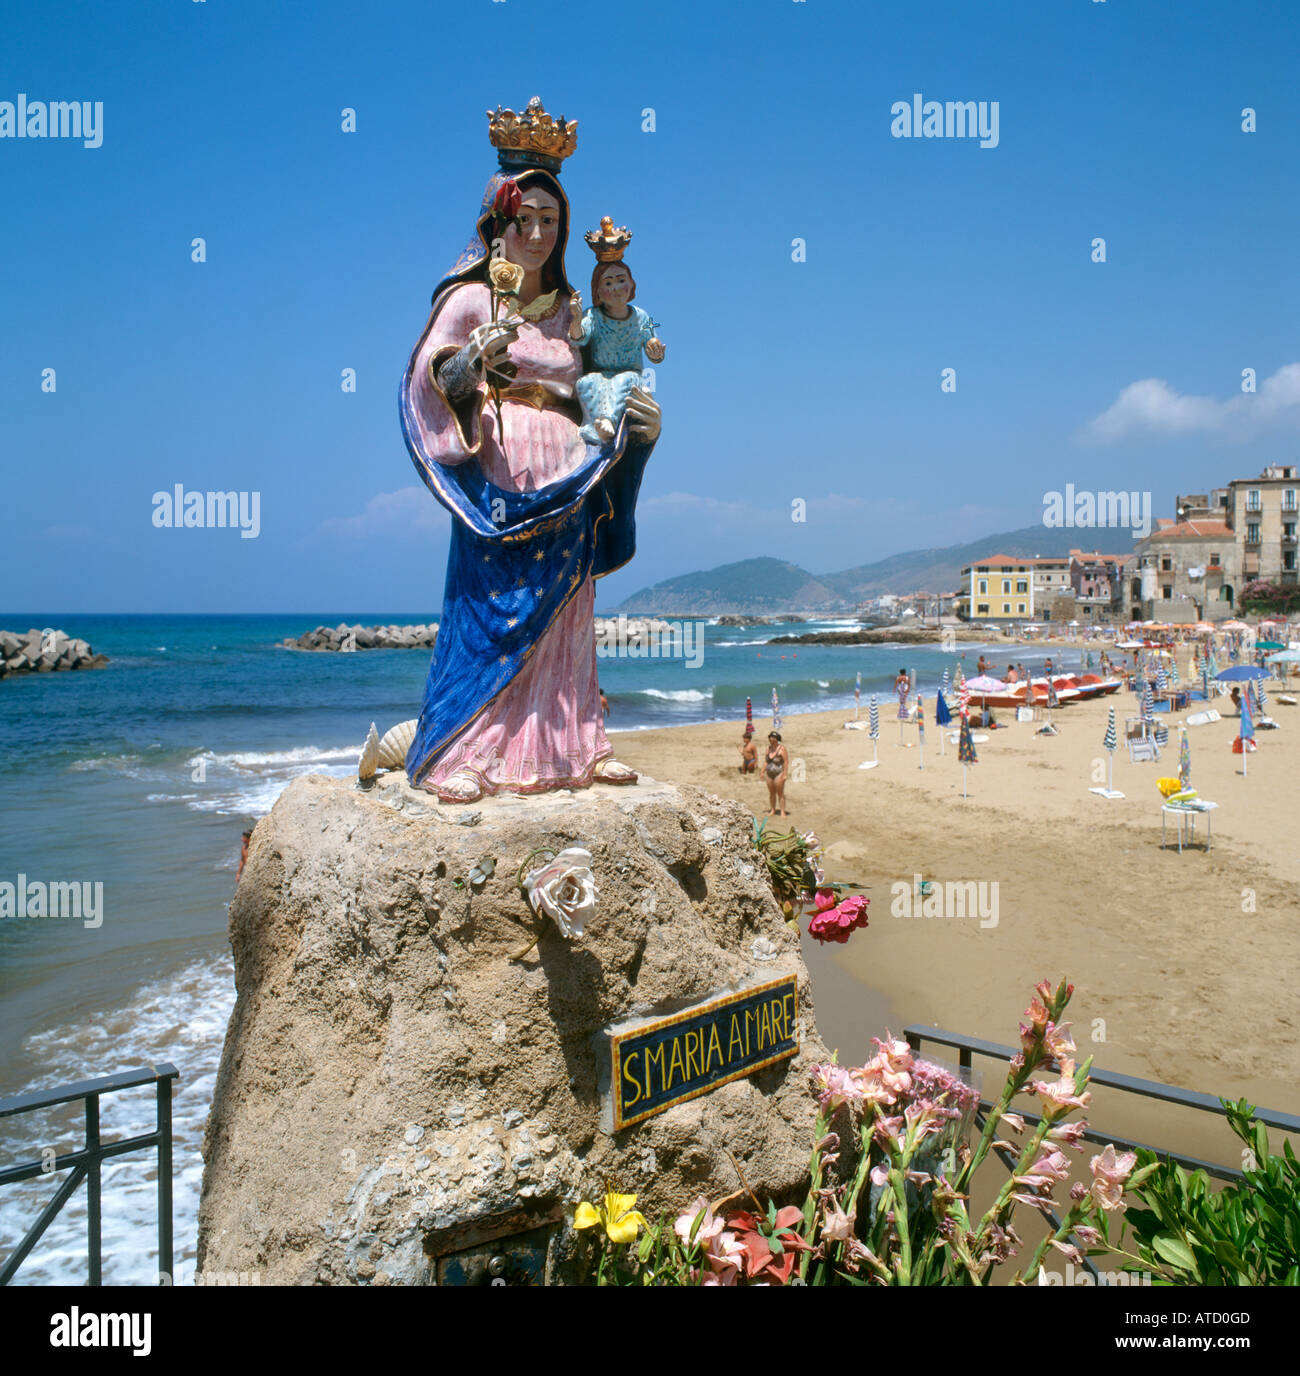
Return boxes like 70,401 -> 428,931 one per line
596,266 -> 632,307
504,187 -> 561,273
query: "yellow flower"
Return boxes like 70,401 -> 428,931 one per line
488,258 -> 525,296
574,1190 -> 647,1244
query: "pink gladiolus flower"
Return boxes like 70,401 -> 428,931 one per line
1009,1191 -> 1055,1214
1046,1021 -> 1076,1064
1089,1144 -> 1137,1212
869,1163 -> 890,1188
1028,1074 -> 1092,1117
1014,1149 -> 1071,1193
1073,1225 -> 1103,1247
821,1200 -> 855,1243
810,1063 -> 866,1111
1000,1113 -> 1027,1135
674,1196 -> 723,1248
1047,1121 -> 1088,1150
704,1228 -> 746,1281
1049,1239 -> 1084,1265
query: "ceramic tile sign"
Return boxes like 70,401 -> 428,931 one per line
600,975 -> 799,1132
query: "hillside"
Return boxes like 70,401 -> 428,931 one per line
615,525 -> 1137,615
819,524 -> 1137,603
615,557 -> 842,616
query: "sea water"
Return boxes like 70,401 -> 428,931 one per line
0,612 -> 1051,1282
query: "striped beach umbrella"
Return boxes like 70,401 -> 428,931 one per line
746,695 -> 753,734
958,712 -> 976,797
934,686 -> 951,755
1155,665 -> 1169,696
1254,678 -> 1268,713
1170,656 -> 1180,688
1179,728 -> 1191,791
1154,719 -> 1169,749
771,686 -> 781,733
940,667 -> 951,705
917,695 -> 925,768
1141,680 -> 1155,722
855,670 -> 861,720
1102,705 -> 1118,795
868,693 -> 880,766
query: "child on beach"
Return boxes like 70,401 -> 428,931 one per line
739,728 -> 757,774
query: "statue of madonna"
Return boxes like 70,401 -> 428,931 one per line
399,99 -> 661,803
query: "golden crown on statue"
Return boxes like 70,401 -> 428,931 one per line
584,216 -> 633,262
486,97 -> 578,170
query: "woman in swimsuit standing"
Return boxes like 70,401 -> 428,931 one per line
764,730 -> 789,818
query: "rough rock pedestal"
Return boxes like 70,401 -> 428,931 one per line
196,772 -> 830,1284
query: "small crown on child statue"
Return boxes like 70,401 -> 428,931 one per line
486,97 -> 578,172
585,216 -> 633,262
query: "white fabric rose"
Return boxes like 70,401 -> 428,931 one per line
522,848 -> 598,939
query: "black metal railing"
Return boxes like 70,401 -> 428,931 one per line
0,1064 -> 178,1285
905,1026 -> 1300,1281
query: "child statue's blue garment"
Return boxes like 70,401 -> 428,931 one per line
573,305 -> 656,444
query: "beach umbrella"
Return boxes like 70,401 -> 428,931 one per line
896,674 -> 910,745
1169,655 -> 1180,689
941,667 -> 951,702
868,694 -> 879,766
1154,719 -> 1169,749
854,670 -> 861,721
1179,728 -> 1191,792
1214,665 -> 1266,683
917,695 -> 925,769
1103,706 -> 1117,795
1254,678 -> 1267,714
958,712 -> 977,798
1155,665 -> 1169,696
934,687 -> 952,755
745,695 -> 753,735
1140,680 -> 1155,724
771,686 -> 781,733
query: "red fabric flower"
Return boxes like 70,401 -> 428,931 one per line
807,894 -> 869,945
725,1208 -> 810,1285
492,178 -> 522,221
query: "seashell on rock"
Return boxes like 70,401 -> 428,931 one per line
377,718 -> 417,769
358,722 -> 381,780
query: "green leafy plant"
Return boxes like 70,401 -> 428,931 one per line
1117,1099 -> 1300,1285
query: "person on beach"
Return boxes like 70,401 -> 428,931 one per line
977,654 -> 988,675
764,731 -> 789,817
236,829 -> 252,883
1045,656 -> 1054,677
1230,685 -> 1241,715
600,687 -> 610,719
1005,664 -> 1018,683
739,728 -> 757,774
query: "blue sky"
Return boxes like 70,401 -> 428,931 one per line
2,0 -> 1297,613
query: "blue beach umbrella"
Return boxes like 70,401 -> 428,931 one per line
934,687 -> 952,755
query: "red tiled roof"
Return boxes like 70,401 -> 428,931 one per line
1147,520 -> 1232,540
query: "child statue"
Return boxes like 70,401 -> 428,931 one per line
568,216 -> 665,445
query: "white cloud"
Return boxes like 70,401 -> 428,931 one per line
319,485 -> 450,539
1083,363 -> 1300,443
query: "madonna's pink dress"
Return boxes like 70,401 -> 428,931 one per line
406,283 -> 618,798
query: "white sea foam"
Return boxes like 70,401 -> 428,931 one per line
635,688 -> 713,703
189,745 -> 358,769
0,953 -> 234,1286
713,638 -> 770,648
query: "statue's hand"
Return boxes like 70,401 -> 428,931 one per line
625,387 -> 661,443
465,320 -> 519,383
568,292 -> 585,341
645,337 -> 666,364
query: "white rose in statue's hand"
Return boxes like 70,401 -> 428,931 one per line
522,848 -> 598,939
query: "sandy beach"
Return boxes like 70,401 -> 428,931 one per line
614,686 -> 1300,1158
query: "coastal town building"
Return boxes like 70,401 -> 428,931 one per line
1130,519 -> 1236,623
1226,464 -> 1299,587
958,556 -> 1035,622
1069,549 -> 1133,622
